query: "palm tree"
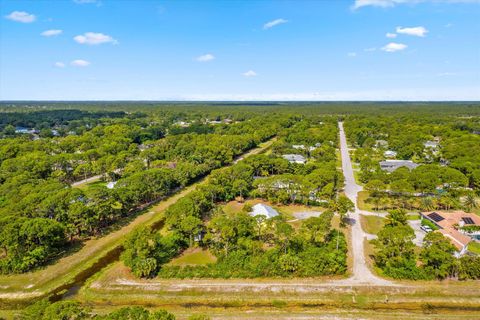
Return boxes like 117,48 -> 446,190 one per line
463,193 -> 478,211
420,197 -> 435,211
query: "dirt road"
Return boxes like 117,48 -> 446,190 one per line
338,122 -> 393,286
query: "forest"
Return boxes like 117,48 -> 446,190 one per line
0,103 -> 479,319
0,106 -> 293,273
121,117 -> 350,279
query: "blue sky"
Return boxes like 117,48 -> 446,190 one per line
1,0 -> 479,100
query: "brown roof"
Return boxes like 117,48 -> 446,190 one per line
437,229 -> 471,251
422,210 -> 479,251
423,211 -> 480,229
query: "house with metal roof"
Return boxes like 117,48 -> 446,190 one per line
249,203 -> 279,219
282,154 -> 307,164
384,150 -> 397,158
379,160 -> 419,173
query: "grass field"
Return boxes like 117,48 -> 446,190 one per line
360,215 -> 385,235
168,248 -> 216,266
468,241 -> 480,255
74,259 -> 480,320
357,191 -> 375,211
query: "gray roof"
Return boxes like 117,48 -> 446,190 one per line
282,154 -> 306,163
379,160 -> 419,173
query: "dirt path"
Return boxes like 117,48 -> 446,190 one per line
337,122 -> 393,286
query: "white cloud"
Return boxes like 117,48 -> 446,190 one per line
196,54 -> 215,62
74,32 -> 117,45
71,59 -> 90,67
242,70 -> 257,77
364,47 -> 377,52
445,23 -> 453,28
5,11 -> 36,23
352,0 -> 480,10
41,29 -> 63,37
381,42 -> 407,52
348,52 -> 357,57
263,18 -> 288,29
386,32 -> 397,38
54,62 -> 66,68
396,26 -> 428,37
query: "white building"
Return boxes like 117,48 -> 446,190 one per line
292,144 -> 306,150
282,154 -> 307,164
384,150 -> 397,158
249,203 -> 279,219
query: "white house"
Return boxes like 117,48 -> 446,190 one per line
292,144 -> 306,150
282,154 -> 307,164
249,203 -> 279,219
424,140 -> 440,149
384,150 -> 397,158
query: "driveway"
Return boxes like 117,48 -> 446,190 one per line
408,219 -> 426,247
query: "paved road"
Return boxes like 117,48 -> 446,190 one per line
338,122 -> 393,286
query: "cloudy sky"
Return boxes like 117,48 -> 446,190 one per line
1,0 -> 479,100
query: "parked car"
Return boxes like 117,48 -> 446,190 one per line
421,225 -> 433,233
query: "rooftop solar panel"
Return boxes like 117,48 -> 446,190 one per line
462,217 -> 475,225
427,212 -> 445,222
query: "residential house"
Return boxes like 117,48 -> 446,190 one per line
375,140 -> 388,148
379,160 -> 419,173
282,154 -> 307,164
424,140 -> 440,149
421,211 -> 480,256
384,150 -> 397,158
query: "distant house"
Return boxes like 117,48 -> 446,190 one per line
379,160 -> 419,173
249,203 -> 279,219
292,144 -> 306,150
424,140 -> 440,149
421,211 -> 480,256
174,121 -> 191,128
384,150 -> 397,158
375,140 -> 388,148
282,154 -> 307,164
15,127 -> 38,134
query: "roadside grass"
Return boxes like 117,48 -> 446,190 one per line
468,242 -> 480,255
77,261 -> 480,320
360,215 -> 385,235
0,137 -> 277,305
353,169 -> 364,186
167,248 -> 216,266
357,191 -> 374,211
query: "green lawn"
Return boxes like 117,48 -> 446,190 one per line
167,249 -> 216,266
357,191 -> 374,211
468,242 -> 480,255
360,215 -> 385,235
407,213 -> 420,220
